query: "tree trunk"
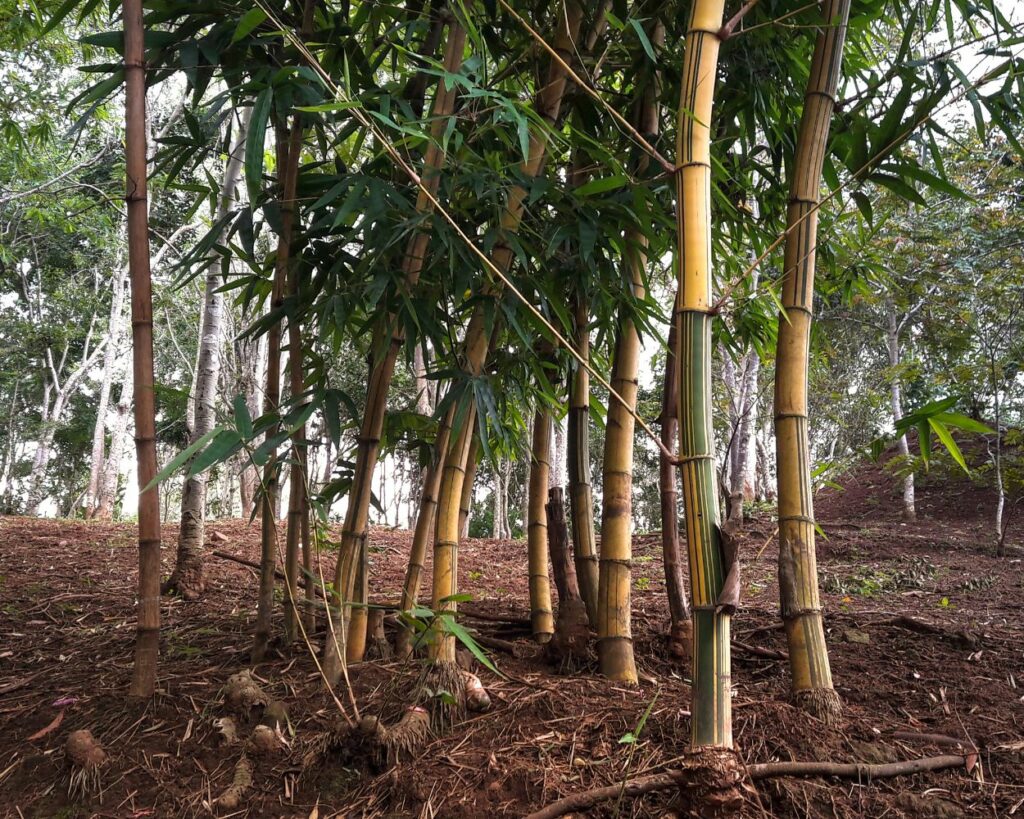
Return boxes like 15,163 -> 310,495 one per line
167,109 -> 249,601
886,303 -> 916,521
85,264 -> 128,518
773,0 -> 850,724
124,0 -> 161,697
322,20 -> 467,680
97,360 -> 133,520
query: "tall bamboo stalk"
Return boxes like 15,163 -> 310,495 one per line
528,407 -> 555,642
124,0 -> 161,698
283,270 -> 307,644
595,22 -> 664,685
660,316 -> 692,661
321,19 -> 467,681
675,0 -> 732,750
425,1 -> 582,670
774,0 -> 850,723
253,0 -> 315,662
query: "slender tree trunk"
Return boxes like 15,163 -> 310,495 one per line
85,264 -> 128,517
528,407 -> 555,643
660,317 -> 692,662
773,0 -> 850,723
323,20 -> 467,680
992,353 -> 1005,556
886,303 -> 916,521
97,359 -> 133,520
167,109 -> 249,600
124,0 -> 161,697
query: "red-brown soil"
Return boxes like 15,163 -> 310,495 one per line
1,460 -> 1023,817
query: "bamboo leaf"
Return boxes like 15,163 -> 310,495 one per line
245,87 -> 273,204
231,8 -> 267,43
233,395 -> 253,439
929,418 -> 969,474
441,615 -> 502,675
142,428 -> 220,493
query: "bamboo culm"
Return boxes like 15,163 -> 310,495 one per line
124,0 -> 161,697
773,0 -> 850,723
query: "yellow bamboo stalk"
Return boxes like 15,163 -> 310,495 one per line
458,432 -> 479,539
321,19 -> 467,682
528,407 -> 555,642
774,0 -> 850,724
674,0 -> 732,749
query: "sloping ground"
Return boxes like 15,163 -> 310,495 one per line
0,458 -> 1022,818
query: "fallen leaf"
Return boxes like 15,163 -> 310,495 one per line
27,710 -> 64,741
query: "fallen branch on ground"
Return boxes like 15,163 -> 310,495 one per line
523,754 -> 969,819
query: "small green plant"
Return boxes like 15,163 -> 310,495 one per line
468,570 -> 483,581
634,576 -> 651,591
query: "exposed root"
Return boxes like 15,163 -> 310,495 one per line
261,700 -> 288,730
65,729 -> 107,799
246,724 -> 285,756
223,669 -> 268,714
214,753 -> 253,810
545,598 -> 590,670
793,687 -> 842,727
418,660 -> 467,727
675,745 -> 751,816
357,706 -> 431,765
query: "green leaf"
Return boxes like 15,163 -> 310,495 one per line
245,87 -> 273,204
442,616 -> 502,676
929,418 -> 969,474
190,429 -> 245,476
629,18 -> 657,63
233,395 -> 253,439
231,8 -> 267,43
575,174 -> 628,197
142,428 -> 220,493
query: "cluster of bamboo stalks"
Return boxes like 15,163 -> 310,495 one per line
122,0 -> 852,778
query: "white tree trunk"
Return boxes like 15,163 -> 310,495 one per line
170,110 -> 250,598
886,303 -> 916,521
96,355 -> 134,520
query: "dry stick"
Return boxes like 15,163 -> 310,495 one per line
524,755 -> 970,819
124,0 -> 161,698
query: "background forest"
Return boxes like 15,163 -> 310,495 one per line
1,0 -> 1024,815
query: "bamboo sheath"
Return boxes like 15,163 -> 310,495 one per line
774,0 -> 850,718
674,0 -> 730,747
528,408 -> 555,642
321,20 -> 467,682
426,2 -> 583,666
124,0 -> 161,698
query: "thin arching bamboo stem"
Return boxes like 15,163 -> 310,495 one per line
124,0 -> 161,698
774,0 -> 850,723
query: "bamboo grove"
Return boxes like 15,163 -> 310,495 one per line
38,0 -> 1024,805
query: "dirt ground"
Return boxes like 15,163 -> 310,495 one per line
2,458 -> 1023,817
